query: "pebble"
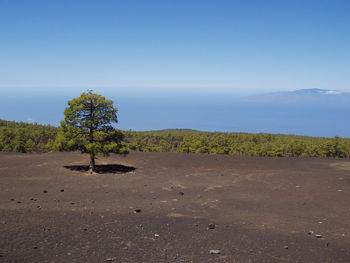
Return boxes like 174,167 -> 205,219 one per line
210,250 -> 221,254
60,189 -> 64,192
105,257 -> 116,262
43,190 -> 48,193
316,234 -> 323,238
308,230 -> 314,235
284,246 -> 289,249
133,209 -> 141,213
179,192 -> 184,196
208,223 -> 216,230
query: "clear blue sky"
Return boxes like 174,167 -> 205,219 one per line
1,0 -> 349,94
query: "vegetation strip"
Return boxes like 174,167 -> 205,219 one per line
1,119 -> 349,157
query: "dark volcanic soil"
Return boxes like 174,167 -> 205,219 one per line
0,152 -> 350,262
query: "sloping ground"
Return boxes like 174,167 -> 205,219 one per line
0,152 -> 349,262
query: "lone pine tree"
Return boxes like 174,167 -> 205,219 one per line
56,90 -> 129,173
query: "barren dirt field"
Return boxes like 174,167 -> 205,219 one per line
0,152 -> 350,262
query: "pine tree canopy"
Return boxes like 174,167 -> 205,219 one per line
55,90 -> 129,172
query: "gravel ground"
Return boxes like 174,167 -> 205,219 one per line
0,151 -> 350,262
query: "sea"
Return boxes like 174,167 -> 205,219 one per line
1,90 -> 349,138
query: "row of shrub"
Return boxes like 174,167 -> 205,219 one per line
1,119 -> 350,158
0,120 -> 58,153
124,130 -> 350,158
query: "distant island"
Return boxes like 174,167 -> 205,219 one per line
244,88 -> 349,104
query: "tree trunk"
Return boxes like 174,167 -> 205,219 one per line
89,155 -> 96,173
88,97 -> 96,174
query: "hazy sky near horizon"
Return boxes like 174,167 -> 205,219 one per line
1,0 -> 349,94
